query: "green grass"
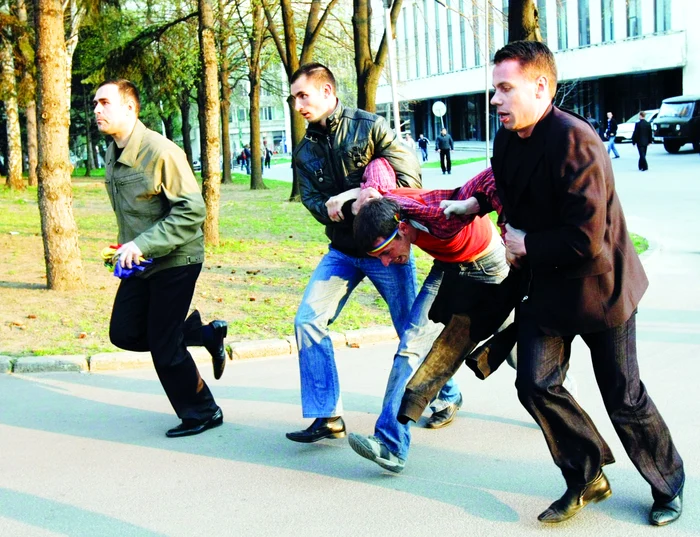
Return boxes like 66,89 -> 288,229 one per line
0,175 -> 648,356
423,157 -> 486,169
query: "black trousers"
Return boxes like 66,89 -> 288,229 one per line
637,143 -> 649,170
439,149 -> 451,173
109,263 -> 219,422
516,310 -> 684,500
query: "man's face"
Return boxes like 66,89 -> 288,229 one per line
93,84 -> 134,138
290,75 -> 334,123
441,129 -> 446,135
491,59 -> 547,138
369,230 -> 411,267
607,112 -> 613,119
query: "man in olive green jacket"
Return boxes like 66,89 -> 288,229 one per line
94,79 -> 225,438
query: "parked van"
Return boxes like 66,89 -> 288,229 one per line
652,95 -> 700,153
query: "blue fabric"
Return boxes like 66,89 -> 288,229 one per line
294,245 -> 419,422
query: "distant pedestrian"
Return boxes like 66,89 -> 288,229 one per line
632,110 -> 652,171
263,140 -> 273,169
417,134 -> 429,161
605,111 -> 620,158
585,113 -> 599,132
435,128 -> 454,174
243,144 -> 251,174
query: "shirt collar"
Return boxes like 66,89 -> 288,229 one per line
117,120 -> 147,167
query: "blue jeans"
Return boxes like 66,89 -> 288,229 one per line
420,146 -> 428,161
295,245 -> 418,419
376,240 -> 510,460
516,311 -> 684,497
607,137 -> 619,157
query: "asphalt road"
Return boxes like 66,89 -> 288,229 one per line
0,142 -> 698,536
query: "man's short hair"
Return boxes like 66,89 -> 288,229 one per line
639,111 -> 646,118
493,40 -> 558,99
290,63 -> 336,93
353,198 -> 402,253
98,79 -> 141,115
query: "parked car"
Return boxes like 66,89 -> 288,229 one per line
652,95 -> 700,153
615,109 -> 659,143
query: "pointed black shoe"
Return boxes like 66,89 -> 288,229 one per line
205,320 -> 228,380
649,488 -> 682,526
166,408 -> 223,438
286,417 -> 346,443
538,471 -> 612,523
426,393 -> 463,429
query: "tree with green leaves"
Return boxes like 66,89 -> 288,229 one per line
263,0 -> 339,200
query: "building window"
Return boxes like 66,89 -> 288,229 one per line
556,0 -> 568,50
601,0 -> 613,42
502,0 -> 509,45
446,0 -> 454,71
459,0 -> 467,68
413,4 -> 420,76
627,0 -> 641,37
423,0 -> 431,75
435,1 -> 442,73
488,2 -> 495,58
473,1 -> 481,66
578,0 -> 590,46
403,7 -> 410,79
261,107 -> 274,121
537,0 -> 547,42
655,0 -> 671,32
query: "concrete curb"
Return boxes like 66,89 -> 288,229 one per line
2,327 -> 398,375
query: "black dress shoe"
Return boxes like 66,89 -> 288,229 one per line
538,471 -> 612,523
649,488 -> 682,526
425,393 -> 463,429
166,408 -> 223,438
204,321 -> 228,380
286,417 -> 346,443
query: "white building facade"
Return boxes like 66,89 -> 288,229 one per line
377,0 -> 700,141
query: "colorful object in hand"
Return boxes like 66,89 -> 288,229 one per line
101,245 -> 153,279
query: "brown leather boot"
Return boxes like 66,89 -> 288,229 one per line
398,314 -> 476,424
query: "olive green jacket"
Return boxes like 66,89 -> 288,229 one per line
293,101 -> 422,256
104,120 -> 205,276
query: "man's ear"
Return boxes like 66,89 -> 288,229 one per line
535,75 -> 549,99
398,220 -> 410,234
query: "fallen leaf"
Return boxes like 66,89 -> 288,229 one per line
348,342 -> 360,348
230,269 -> 236,274
10,321 -> 24,327
249,297 -> 256,301
215,297 -> 224,303
246,269 -> 260,275
78,332 -> 87,339
27,314 -> 37,319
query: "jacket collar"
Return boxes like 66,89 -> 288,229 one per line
117,120 -> 147,167
325,99 -> 343,136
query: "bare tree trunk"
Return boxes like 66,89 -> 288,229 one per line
1,39 -> 24,190
286,96 -> 305,201
161,112 -> 175,140
218,0 -> 232,184
35,0 -> 84,290
508,0 -> 543,42
83,90 -> 94,177
16,0 -> 38,186
179,91 -> 193,168
352,0 -> 403,113
247,3 -> 266,190
198,0 -> 222,246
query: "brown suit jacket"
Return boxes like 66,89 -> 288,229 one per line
492,105 -> 648,336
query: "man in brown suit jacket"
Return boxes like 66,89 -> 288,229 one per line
490,41 -> 684,526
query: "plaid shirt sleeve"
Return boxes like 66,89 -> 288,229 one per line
385,167 -> 500,239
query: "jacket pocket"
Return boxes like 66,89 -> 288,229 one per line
115,172 -> 164,220
341,138 -> 372,173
